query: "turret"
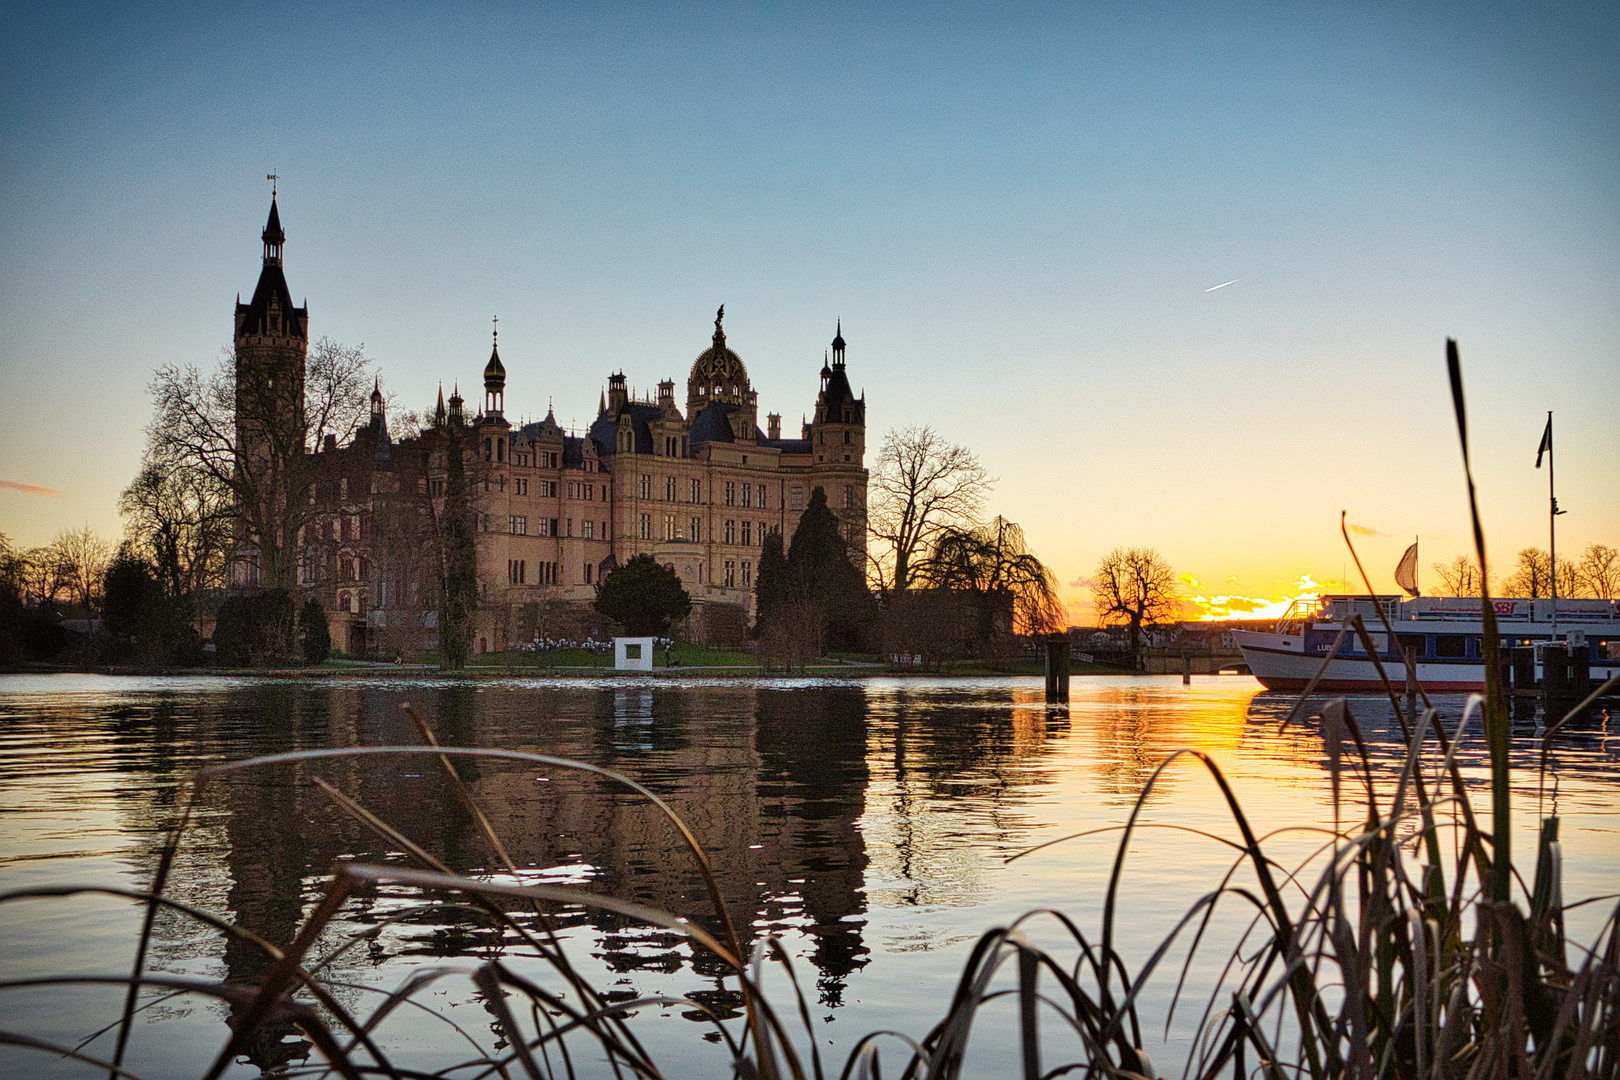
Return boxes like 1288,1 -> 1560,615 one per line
483,317 -> 506,419
607,371 -> 628,413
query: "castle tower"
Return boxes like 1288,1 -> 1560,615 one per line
233,193 -> 309,472
811,320 -> 865,465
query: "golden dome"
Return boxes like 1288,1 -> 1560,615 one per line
687,305 -> 750,404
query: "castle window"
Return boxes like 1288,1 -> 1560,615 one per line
725,519 -> 736,544
742,560 -> 752,588
639,513 -> 651,539
541,451 -> 557,468
566,518 -> 574,537
516,478 -> 528,496
845,486 -> 855,509
741,483 -> 752,508
484,438 -> 493,461
510,515 -> 526,535
741,521 -> 752,545
844,431 -> 851,444
681,437 -> 688,456
584,563 -> 592,585
497,439 -> 504,462
757,487 -> 767,509
340,557 -> 355,581
583,520 -> 594,539
690,517 -> 702,543
790,487 -> 805,511
724,560 -> 735,587
690,478 -> 702,502
665,476 -> 676,501
724,481 -> 736,506
640,474 -> 652,499
663,514 -> 676,540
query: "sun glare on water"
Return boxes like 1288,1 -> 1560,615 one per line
1191,574 -> 1325,622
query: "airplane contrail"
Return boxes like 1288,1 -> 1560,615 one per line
1205,279 -> 1237,292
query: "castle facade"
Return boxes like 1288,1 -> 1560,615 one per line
230,197 -> 868,655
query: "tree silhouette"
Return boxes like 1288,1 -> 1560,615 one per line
788,487 -> 876,653
594,553 -> 692,637
1091,547 -> 1179,660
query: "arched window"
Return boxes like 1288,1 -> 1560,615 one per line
483,438 -> 493,461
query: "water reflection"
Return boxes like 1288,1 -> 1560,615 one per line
0,674 -> 1614,1078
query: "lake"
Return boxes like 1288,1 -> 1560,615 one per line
1,673 -> 1616,1078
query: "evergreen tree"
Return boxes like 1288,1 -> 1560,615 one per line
300,596 -> 331,664
787,487 -> 876,653
436,423 -> 479,669
753,528 -> 790,635
594,553 -> 692,637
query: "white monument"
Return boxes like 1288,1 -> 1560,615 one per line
613,636 -> 656,672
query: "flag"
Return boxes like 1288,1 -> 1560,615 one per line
1394,541 -> 1420,597
1536,414 -> 1552,468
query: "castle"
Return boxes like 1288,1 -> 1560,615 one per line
230,195 -> 869,655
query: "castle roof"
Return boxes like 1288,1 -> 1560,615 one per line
236,197 -> 306,339
687,399 -> 737,446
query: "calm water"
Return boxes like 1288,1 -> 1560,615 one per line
1,674 -> 1616,1078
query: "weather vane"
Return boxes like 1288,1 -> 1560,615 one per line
267,172 -> 278,196
493,314 -> 498,344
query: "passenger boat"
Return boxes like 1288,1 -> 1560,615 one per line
1231,594 -> 1620,692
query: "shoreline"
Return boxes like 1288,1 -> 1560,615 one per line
0,659 -> 1136,680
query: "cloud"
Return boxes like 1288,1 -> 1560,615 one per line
1347,522 -> 1390,538
1068,576 -> 1096,590
0,480 -> 62,497
1179,573 -> 1200,587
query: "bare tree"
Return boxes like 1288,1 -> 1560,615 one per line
1091,546 -> 1179,659
1576,543 -> 1619,599
47,525 -> 113,614
867,425 -> 993,592
0,534 -> 28,603
1500,547 -> 1578,599
1431,555 -> 1489,597
147,337 -> 377,590
119,455 -> 233,600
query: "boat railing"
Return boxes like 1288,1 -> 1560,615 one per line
1275,597 -> 1325,636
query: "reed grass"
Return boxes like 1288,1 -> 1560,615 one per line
3,341 -> 1616,1079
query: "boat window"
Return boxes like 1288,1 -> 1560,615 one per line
1396,634 -> 1425,659
1435,635 -> 1467,658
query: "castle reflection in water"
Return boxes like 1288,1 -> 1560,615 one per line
3,676 -> 1614,1074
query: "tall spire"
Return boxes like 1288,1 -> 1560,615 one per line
262,194 -> 284,266
830,319 -> 846,368
713,304 -> 726,348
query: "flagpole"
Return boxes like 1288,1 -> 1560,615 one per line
1547,411 -> 1558,638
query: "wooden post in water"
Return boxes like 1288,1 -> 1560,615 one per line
1569,632 -> 1591,701
1542,643 -> 1569,710
1044,635 -> 1070,703
1182,653 -> 1191,685
1403,643 -> 1419,715
1513,646 -> 1538,695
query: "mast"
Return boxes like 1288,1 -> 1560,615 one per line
1536,411 -> 1564,637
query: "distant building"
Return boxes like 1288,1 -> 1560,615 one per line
229,197 -> 869,654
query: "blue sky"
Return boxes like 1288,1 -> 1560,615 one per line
3,1 -> 1616,612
